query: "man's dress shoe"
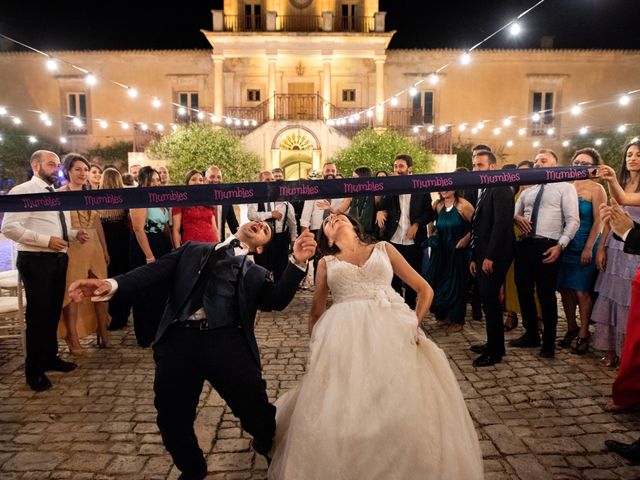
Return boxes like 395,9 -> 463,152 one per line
470,343 -> 487,354
26,372 -> 52,392
509,335 -> 540,348
44,357 -> 78,372
605,439 -> 640,463
473,353 -> 502,368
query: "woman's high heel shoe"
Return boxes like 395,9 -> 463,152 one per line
570,334 -> 590,355
64,336 -> 84,355
504,312 -> 518,332
600,355 -> 620,368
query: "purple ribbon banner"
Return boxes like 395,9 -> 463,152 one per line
0,166 -> 595,213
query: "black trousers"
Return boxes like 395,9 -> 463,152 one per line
476,256 -> 511,357
153,326 -> 275,477
515,238 -> 562,349
16,251 -> 68,375
102,219 -> 131,328
390,242 -> 422,310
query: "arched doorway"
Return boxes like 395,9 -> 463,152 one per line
271,126 -> 321,180
282,154 -> 313,180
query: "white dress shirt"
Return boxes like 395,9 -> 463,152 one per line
300,198 -> 344,230
514,182 -> 580,248
247,201 -> 297,242
390,194 -> 414,246
1,176 -> 78,253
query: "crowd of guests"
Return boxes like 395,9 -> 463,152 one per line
2,141 -> 639,461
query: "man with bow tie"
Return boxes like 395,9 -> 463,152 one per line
69,221 -> 317,480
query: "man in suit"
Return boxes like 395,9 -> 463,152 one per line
376,154 -> 436,309
468,150 -> 515,367
205,165 -> 239,240
69,222 -> 317,480
1,150 -> 89,391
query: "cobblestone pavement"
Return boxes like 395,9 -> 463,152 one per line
1,289 -> 640,480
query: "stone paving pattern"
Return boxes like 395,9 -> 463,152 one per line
1,289 -> 640,479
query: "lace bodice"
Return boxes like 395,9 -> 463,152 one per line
324,242 -> 407,307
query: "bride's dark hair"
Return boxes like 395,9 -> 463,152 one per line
317,213 -> 375,257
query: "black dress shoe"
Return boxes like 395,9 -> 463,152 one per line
509,334 -> 540,348
605,439 -> 640,463
177,463 -> 207,480
26,372 -> 52,392
470,343 -> 487,354
539,348 -> 555,358
473,353 -> 502,367
43,357 -> 78,373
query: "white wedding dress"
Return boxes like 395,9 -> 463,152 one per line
268,242 -> 484,480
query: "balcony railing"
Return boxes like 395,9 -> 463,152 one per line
221,14 -> 375,32
334,16 -> 375,33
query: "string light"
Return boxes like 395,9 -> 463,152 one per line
366,109 -> 374,118
570,105 -> 582,116
532,140 -> 540,148
45,58 -> 58,72
60,136 -> 67,144
99,120 -> 108,129
509,22 -> 522,36
618,124 -> 627,133
518,128 -> 526,136
546,127 -> 555,136
72,117 -> 83,127
506,140 -> 514,147
531,112 -> 541,122
152,97 -> 161,108
28,136 -> 37,143
127,87 -> 138,98
493,128 -> 501,135
502,117 -> 512,127
140,123 -> 148,131
460,52 -> 471,65
0,106 -> 7,116
409,87 -> 418,96
427,125 -> 435,133
459,123 -> 467,132
562,140 -> 570,147
156,123 -> 164,131
595,138 -> 603,146
44,119 -> 52,127
39,113 -> 49,122
171,124 -> 178,131
121,122 -> 129,130
619,94 -> 631,106
390,96 -> 399,107
429,74 -> 439,85
412,126 -> 419,133
439,125 -> 447,133
85,74 -> 97,86
177,107 -> 186,116
476,121 -> 485,130
12,117 -> 21,125
579,126 -> 589,135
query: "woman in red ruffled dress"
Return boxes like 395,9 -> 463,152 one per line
172,169 -> 219,246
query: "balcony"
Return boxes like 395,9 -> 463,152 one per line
214,11 -> 384,33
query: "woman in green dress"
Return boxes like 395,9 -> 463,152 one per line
425,190 -> 474,333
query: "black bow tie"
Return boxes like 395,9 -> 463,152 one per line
228,239 -> 241,249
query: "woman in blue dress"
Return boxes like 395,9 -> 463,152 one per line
425,190 -> 474,334
557,148 -> 607,354
129,166 -> 173,347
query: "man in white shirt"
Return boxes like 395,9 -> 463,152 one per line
511,149 -> 580,358
205,165 -> 239,241
1,150 -> 88,391
300,162 -> 343,280
248,171 -> 297,280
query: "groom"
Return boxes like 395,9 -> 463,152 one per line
69,221 -> 316,480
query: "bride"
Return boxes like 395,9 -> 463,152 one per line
269,213 -> 484,479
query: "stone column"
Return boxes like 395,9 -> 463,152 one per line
268,57 -> 277,120
375,57 -> 385,125
213,55 -> 224,118
322,57 -> 332,120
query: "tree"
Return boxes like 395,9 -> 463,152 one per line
562,127 -> 640,173
146,124 -> 261,183
0,124 -> 57,189
330,129 -> 434,176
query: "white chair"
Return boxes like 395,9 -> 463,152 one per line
0,270 -> 19,296
0,275 -> 26,356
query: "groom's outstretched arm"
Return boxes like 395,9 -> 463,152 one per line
257,230 -> 316,311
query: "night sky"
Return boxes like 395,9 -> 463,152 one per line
0,0 -> 637,52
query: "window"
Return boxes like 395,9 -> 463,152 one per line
342,89 -> 356,102
530,91 -> 555,135
67,93 -> 87,134
244,2 -> 262,30
176,92 -> 199,122
247,89 -> 261,102
411,91 -> 434,124
341,3 -> 357,31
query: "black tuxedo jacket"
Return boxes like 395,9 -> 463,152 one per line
219,205 -> 239,241
620,222 -> 640,256
379,192 -> 435,245
113,242 -> 305,367
472,186 -> 515,267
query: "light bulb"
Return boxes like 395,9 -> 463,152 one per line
506,140 -> 514,147
327,119 -> 335,126
502,118 -> 512,127
234,119 -> 241,126
140,123 -> 148,131
429,74 -> 438,85
493,128 -> 501,136
128,88 -> 138,98
225,117 -> 232,125
547,128 -> 555,136
476,121 -> 484,130
60,137 -> 67,144
46,58 -> 58,72
412,126 -> 419,133
72,117 -> 83,127
121,122 -> 129,130
439,125 -> 447,133
171,124 -> 178,131
531,112 -> 541,122
618,125 -> 627,133
390,97 -> 399,107
156,124 -> 164,131
85,74 -> 97,86
409,87 -> 418,96
12,117 -> 22,125
178,107 -> 186,116
458,124 -> 467,132
562,140 -> 570,147
595,138 -> 603,146
533,140 -> 540,148
40,113 -> 49,122
471,127 -> 479,134
579,126 -> 588,135
152,97 -> 161,108
0,106 -> 7,116
518,128 -> 526,136
510,22 -> 521,36
211,115 -> 220,123
99,120 -> 108,129
460,52 -> 471,65
366,110 -> 374,118
28,136 -> 37,144
197,112 -> 205,120
251,119 -> 258,127
44,119 -> 52,127
619,94 -> 631,106
570,105 -> 582,116
243,120 -> 249,126
427,125 -> 435,133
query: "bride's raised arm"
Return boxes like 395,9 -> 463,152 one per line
309,257 -> 330,334
384,242 -> 434,323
